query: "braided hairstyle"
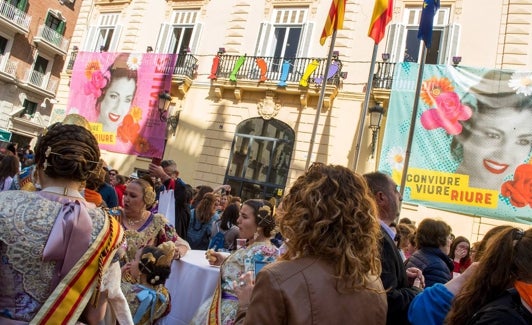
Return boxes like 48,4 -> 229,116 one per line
242,199 -> 276,237
35,123 -> 100,182
138,243 -> 174,286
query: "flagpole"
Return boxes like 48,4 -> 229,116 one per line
353,43 -> 379,171
305,29 -> 337,170
398,45 -> 427,198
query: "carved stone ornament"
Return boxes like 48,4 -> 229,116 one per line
257,93 -> 281,120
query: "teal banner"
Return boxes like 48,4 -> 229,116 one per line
379,63 -> 532,224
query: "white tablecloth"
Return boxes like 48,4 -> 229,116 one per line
160,250 -> 220,325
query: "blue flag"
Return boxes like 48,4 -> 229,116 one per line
418,0 -> 440,48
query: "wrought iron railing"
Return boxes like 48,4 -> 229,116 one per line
0,54 -> 17,76
372,62 -> 396,90
66,51 -> 197,80
35,25 -> 69,52
213,54 -> 342,87
0,1 -> 31,31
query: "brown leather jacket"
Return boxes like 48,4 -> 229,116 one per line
236,257 -> 387,325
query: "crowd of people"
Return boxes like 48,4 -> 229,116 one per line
0,116 -> 530,324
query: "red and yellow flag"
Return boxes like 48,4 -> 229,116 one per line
368,0 -> 394,44
320,0 -> 347,46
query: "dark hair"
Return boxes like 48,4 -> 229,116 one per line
475,225 -> 513,261
396,223 -> 416,249
138,245 -> 172,286
219,203 -> 240,231
415,218 -> 452,248
449,236 -> 471,260
0,155 -> 19,186
363,171 -> 391,195
446,228 -> 532,325
96,53 -> 138,108
242,199 -> 276,237
35,123 -> 100,182
85,160 -> 106,190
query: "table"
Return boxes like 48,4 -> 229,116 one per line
160,250 -> 220,325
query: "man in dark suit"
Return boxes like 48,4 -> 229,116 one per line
364,172 -> 423,325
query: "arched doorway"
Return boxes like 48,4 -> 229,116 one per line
224,118 -> 294,201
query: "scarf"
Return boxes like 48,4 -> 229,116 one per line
85,188 -> 104,207
515,280 -> 532,310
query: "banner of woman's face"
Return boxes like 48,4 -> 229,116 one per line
66,52 -> 177,159
380,63 -> 532,223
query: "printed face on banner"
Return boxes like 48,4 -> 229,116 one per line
379,64 -> 532,223
66,52 -> 176,158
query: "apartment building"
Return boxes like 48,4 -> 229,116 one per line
48,0 -> 532,237
0,0 -> 81,148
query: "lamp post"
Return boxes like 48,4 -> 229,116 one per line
157,91 -> 181,134
368,102 -> 385,158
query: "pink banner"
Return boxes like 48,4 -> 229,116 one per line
67,52 -> 176,158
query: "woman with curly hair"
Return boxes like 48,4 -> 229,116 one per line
446,227 -> 532,324
234,163 -> 386,324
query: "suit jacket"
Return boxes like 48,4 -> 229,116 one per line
236,257 -> 387,325
380,227 -> 421,325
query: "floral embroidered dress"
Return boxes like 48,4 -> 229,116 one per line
121,282 -> 170,325
0,191 -> 110,322
189,241 -> 279,325
118,213 -> 183,267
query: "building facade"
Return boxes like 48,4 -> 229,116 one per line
31,0 -> 532,236
0,0 -> 81,148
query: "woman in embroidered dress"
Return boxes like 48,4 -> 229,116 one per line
189,199 -> 278,325
0,119 -> 124,324
121,242 -> 174,324
117,178 -> 190,282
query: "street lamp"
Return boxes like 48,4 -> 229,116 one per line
368,102 -> 385,158
158,91 -> 181,134
158,91 -> 172,121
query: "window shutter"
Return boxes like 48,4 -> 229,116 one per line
108,25 -> 122,52
384,23 -> 405,62
83,26 -> 97,51
296,22 -> 314,58
155,23 -> 172,53
440,24 -> 461,65
189,22 -> 203,54
58,20 -> 66,34
254,23 -> 272,56
17,0 -> 27,11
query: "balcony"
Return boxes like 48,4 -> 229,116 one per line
0,54 -> 18,82
0,1 -> 31,35
19,69 -> 59,97
66,51 -> 198,95
33,25 -> 69,56
210,54 -> 342,108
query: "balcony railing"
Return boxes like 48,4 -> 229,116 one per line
173,53 -> 198,79
0,54 -> 17,77
0,1 -> 31,32
34,25 -> 69,54
372,62 -> 396,90
67,51 -> 198,80
23,69 -> 59,93
213,54 -> 342,87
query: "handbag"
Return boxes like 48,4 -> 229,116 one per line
158,179 -> 176,226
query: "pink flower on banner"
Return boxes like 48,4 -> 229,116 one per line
420,91 -> 472,135
84,70 -> 109,98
